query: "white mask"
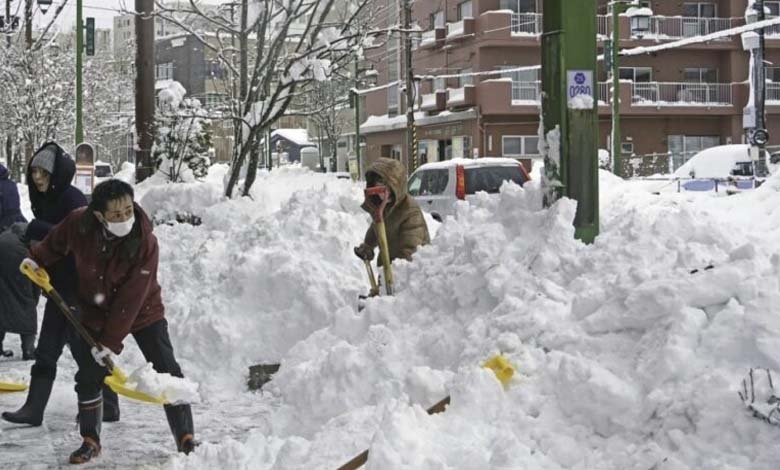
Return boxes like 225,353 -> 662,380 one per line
105,215 -> 135,238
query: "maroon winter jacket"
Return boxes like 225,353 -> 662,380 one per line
30,204 -> 164,354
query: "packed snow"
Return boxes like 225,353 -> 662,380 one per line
125,363 -> 201,405
3,164 -> 780,469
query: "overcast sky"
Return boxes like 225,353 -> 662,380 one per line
7,0 -> 222,30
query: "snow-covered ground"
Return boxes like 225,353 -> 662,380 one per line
3,165 -> 780,469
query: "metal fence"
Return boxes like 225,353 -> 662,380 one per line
768,82 -> 780,103
511,81 -> 541,102
631,82 -> 733,106
511,13 -> 542,35
648,16 -> 739,39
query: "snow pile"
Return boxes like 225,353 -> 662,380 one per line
132,165 -> 369,396
162,167 -> 780,470
126,363 -> 201,405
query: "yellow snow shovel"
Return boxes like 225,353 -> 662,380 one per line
20,263 -> 167,405
0,382 -> 27,393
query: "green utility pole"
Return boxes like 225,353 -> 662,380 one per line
354,56 -> 362,179
541,0 -> 599,243
75,0 -> 83,144
610,3 -> 621,176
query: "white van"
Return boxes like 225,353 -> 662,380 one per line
407,158 -> 531,220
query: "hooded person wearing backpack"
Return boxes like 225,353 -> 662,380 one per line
2,142 -> 120,426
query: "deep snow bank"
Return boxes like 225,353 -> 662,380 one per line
162,169 -> 780,470
127,166 -> 370,396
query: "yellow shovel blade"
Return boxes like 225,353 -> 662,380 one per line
103,368 -> 167,405
483,355 -> 515,386
0,382 -> 28,393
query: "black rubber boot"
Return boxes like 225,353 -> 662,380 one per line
165,404 -> 195,454
1,375 -> 54,426
69,397 -> 102,464
0,332 -> 12,358
20,335 -> 36,361
102,384 -> 120,422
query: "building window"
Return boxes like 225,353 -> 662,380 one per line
621,142 -> 634,154
683,67 -> 717,83
503,135 -> 540,157
387,83 -> 399,116
459,68 -> 473,87
683,2 -> 716,18
391,144 -> 402,160
458,1 -> 473,20
155,62 -> 173,80
619,67 -> 652,82
768,67 -> 780,82
668,135 -> 719,170
500,0 -> 536,13
433,77 -> 446,91
431,10 -> 445,29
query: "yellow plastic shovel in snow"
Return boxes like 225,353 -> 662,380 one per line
20,263 -> 167,405
0,382 -> 27,393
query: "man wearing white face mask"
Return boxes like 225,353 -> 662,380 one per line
21,179 -> 195,463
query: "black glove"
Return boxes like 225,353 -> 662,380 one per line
354,244 -> 374,261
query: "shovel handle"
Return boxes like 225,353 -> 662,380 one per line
375,222 -> 394,295
20,264 -> 115,374
363,260 -> 380,297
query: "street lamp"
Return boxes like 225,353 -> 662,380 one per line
607,1 -> 652,177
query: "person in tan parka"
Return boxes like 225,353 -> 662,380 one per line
354,158 -> 430,265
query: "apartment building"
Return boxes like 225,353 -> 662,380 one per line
361,0 -> 780,175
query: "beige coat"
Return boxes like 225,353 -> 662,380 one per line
362,158 -> 430,266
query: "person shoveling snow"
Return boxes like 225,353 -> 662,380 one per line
354,158 -> 430,297
19,180 -> 196,464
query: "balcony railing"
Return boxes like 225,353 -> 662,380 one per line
631,82 -> 733,106
511,81 -> 541,102
647,16 -> 739,40
511,13 -> 542,35
765,17 -> 780,36
447,19 -> 465,38
768,82 -> 780,103
421,29 -> 438,45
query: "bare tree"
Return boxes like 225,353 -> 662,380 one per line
305,79 -> 351,170
154,0 -> 379,197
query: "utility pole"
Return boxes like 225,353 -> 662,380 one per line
609,2 -> 622,177
354,55 -> 362,178
75,0 -> 84,144
541,0 -> 599,243
24,0 -> 31,47
135,0 -> 155,182
402,0 -> 416,172
747,0 -> 769,175
5,0 -> 12,47
5,0 -> 12,175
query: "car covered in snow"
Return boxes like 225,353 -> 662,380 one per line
673,144 -> 764,191
407,157 -> 531,220
94,161 -> 114,186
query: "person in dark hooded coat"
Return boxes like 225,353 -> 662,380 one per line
0,162 -> 26,231
0,223 -> 39,358
0,162 -> 32,357
1,142 -> 120,427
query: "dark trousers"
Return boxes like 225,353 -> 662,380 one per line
30,298 -> 74,380
71,319 -> 183,401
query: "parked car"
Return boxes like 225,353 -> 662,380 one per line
407,158 -> 531,220
94,161 -> 114,185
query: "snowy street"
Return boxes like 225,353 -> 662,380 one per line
3,165 -> 780,469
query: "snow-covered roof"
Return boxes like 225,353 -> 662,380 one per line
673,144 -> 750,178
417,157 -> 522,171
625,7 -> 653,17
273,129 -> 314,146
